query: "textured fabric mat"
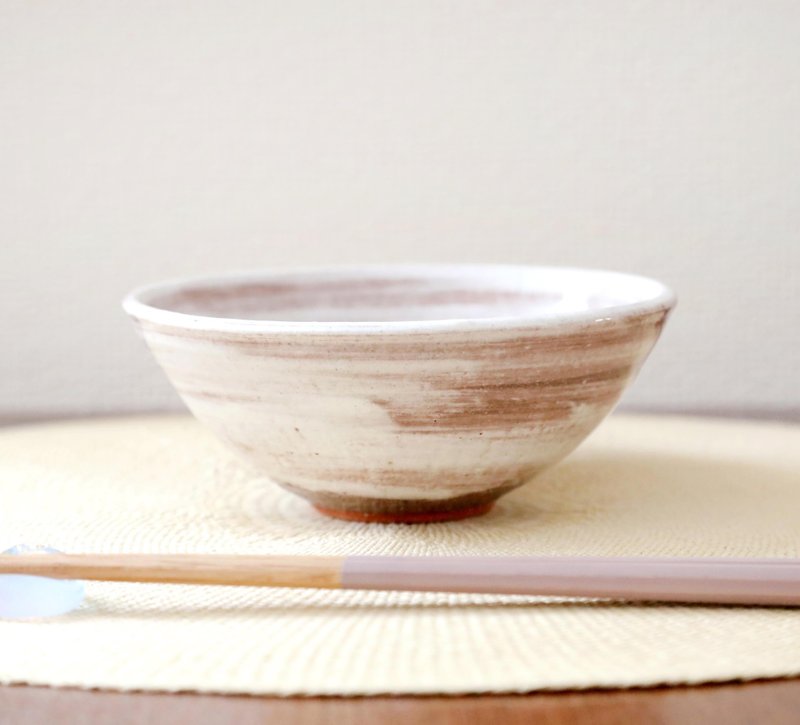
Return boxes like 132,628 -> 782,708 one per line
1,414 -> 799,695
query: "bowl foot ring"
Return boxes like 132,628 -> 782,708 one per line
313,502 -> 494,524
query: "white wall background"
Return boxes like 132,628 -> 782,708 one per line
1,1 -> 798,419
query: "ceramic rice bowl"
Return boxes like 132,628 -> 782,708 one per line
123,265 -> 675,523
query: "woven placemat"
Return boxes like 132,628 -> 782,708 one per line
1,413 -> 799,695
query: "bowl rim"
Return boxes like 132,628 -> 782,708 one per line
122,264 -> 677,335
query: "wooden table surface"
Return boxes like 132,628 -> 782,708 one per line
3,679 -> 800,724
2,409 -> 799,724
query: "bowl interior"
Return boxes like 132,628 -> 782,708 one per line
133,266 -> 673,325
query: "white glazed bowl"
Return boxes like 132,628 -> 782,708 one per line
124,265 -> 675,523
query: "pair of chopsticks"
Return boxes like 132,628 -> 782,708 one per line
1,553 -> 799,606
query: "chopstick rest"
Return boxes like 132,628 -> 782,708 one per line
0,545 -> 85,619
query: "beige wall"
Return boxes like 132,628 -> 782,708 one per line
1,1 -> 798,418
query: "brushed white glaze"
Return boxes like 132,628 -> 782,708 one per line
124,265 -> 675,519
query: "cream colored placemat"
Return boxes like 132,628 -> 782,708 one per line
1,414 -> 799,695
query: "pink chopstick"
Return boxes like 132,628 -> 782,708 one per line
1,554 -> 799,606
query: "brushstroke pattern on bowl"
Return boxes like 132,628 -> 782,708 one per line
123,265 -> 675,523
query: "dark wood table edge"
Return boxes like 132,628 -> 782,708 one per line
4,676 -> 800,724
